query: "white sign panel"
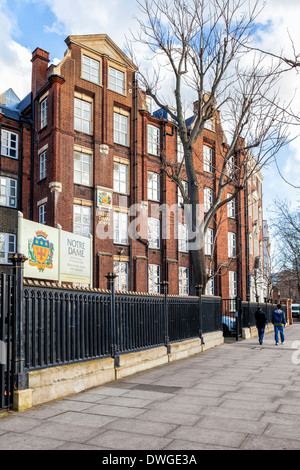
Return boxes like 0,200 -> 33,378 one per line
60,231 -> 91,284
19,216 -> 59,281
18,213 -> 92,285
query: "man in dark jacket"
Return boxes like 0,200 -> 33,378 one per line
272,304 -> 286,345
255,307 -> 267,345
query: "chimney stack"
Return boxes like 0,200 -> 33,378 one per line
31,48 -> 50,98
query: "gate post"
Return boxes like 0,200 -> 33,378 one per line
195,285 -> 204,345
236,297 -> 242,341
105,273 -> 119,367
160,281 -> 170,354
10,254 -> 28,391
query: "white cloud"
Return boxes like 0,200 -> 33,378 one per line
0,2 -> 31,98
33,0 -> 138,48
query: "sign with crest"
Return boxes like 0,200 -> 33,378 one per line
29,230 -> 54,272
97,187 -> 113,210
18,213 -> 92,285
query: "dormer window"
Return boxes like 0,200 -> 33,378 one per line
82,55 -> 100,84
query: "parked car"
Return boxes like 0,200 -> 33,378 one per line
222,315 -> 236,335
292,304 -> 300,319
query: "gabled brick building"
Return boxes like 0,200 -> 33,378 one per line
0,34 -> 268,301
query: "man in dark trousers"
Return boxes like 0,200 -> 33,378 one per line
272,304 -> 286,345
255,306 -> 267,345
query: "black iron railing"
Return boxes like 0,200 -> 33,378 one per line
241,300 -> 287,328
0,270 -> 15,410
23,279 -> 223,371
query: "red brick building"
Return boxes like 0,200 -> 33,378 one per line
0,89 -> 32,264
0,34 -> 267,300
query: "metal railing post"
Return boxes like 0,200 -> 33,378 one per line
160,281 -> 170,354
105,273 -> 119,367
195,285 -> 204,345
10,254 -> 28,391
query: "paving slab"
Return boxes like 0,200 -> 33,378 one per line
0,322 -> 300,450
167,425 -> 247,448
86,429 -> 172,450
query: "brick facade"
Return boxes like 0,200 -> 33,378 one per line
0,34 -> 268,301
0,92 -> 32,262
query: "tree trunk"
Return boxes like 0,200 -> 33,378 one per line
184,147 -> 208,288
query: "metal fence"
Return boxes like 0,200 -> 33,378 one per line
0,270 -> 15,410
241,300 -> 287,329
23,280 -> 222,371
221,298 -> 287,339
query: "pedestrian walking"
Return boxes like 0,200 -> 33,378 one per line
272,304 -> 286,345
255,306 -> 267,345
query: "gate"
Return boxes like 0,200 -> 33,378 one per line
222,298 -> 242,340
0,271 -> 15,410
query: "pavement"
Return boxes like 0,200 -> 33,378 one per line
0,322 -> 300,451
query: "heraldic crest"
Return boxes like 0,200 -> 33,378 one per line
28,230 -> 54,272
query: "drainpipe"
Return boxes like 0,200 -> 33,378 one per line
30,92 -> 35,220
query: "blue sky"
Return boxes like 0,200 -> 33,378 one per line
0,0 -> 299,221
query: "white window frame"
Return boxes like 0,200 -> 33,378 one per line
204,119 -> 214,131
73,204 -> 92,238
41,98 -> 47,128
147,125 -> 160,156
227,194 -> 236,218
114,112 -> 128,147
1,130 -> 18,159
0,233 -> 16,264
0,177 -> 17,208
148,217 -> 160,249
148,172 -> 160,202
178,181 -> 188,206
113,162 -> 128,194
227,155 -> 235,178
148,264 -> 160,294
109,67 -> 125,95
228,232 -> 237,258
229,271 -> 237,311
74,98 -> 92,134
178,223 -> 189,253
204,187 -> 213,213
179,266 -> 189,296
177,135 -> 184,163
114,261 -> 129,291
205,271 -> 214,295
113,210 -> 128,245
40,151 -> 47,180
82,55 -> 100,84
205,228 -> 213,256
146,96 -> 153,114
38,204 -> 46,225
203,145 -> 213,173
74,150 -> 92,186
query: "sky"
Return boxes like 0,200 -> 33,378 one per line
0,0 -> 299,225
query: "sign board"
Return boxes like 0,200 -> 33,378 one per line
18,213 -> 93,286
97,187 -> 113,210
60,231 -> 91,284
18,216 -> 59,281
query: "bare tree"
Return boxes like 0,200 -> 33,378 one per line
127,0 -> 291,287
271,199 -> 300,302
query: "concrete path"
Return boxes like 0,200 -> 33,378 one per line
0,323 -> 300,450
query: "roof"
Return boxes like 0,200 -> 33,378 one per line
0,104 -> 20,121
17,93 -> 32,112
65,34 -> 138,71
